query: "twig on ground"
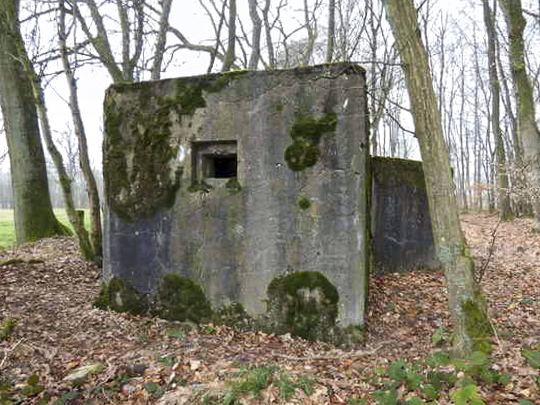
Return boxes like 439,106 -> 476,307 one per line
0,338 -> 25,370
477,218 -> 501,283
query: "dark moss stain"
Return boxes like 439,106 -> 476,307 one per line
291,62 -> 366,78
104,72 -> 248,222
461,291 -> 493,354
156,274 -> 213,323
93,277 -> 146,316
225,178 -> 242,194
187,181 -> 213,193
371,156 -> 427,190
297,196 -> 311,210
266,271 -> 339,341
284,113 -> 337,171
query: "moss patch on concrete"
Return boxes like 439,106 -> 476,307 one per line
266,271 -> 339,342
371,156 -> 426,190
104,72 -> 248,222
284,113 -> 337,171
298,196 -> 311,210
93,278 -> 146,316
156,274 -> 213,323
225,178 -> 242,194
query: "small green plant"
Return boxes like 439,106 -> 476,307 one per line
50,391 -> 79,405
156,355 -> 177,367
20,375 -> 44,398
144,382 -> 165,399
521,345 -> 540,369
213,365 -> 316,404
450,382 -> 484,405
367,349 -> 515,405
166,328 -> 186,340
0,380 -> 13,405
0,318 -> 15,341
431,327 -> 447,346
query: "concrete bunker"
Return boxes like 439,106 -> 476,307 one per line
102,62 -> 438,331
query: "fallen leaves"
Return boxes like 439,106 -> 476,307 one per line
0,216 -> 539,404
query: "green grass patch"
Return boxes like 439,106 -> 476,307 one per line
0,209 -> 89,249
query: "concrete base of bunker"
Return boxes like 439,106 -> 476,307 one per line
266,271 -> 339,342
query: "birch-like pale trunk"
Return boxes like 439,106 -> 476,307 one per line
381,0 -> 492,357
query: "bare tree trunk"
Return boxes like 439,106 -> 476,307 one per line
151,0 -> 174,80
381,0 -> 492,357
262,0 -> 276,68
248,0 -> 262,69
222,0 -> 237,72
500,0 -> 540,227
483,0 -> 512,220
326,0 -> 335,63
0,0 -> 69,244
32,73 -> 94,260
300,0 -> 317,65
59,0 -> 103,261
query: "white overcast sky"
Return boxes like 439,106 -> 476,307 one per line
3,0 -> 538,171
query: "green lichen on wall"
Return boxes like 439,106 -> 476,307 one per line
284,113 -> 337,171
156,274 -> 213,323
93,277 -> 146,316
266,271 -> 339,341
103,88 -> 181,222
104,71 -> 248,222
461,291 -> 493,354
371,156 -> 426,190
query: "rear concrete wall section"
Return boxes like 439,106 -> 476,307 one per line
371,157 -> 440,273
103,63 -> 370,326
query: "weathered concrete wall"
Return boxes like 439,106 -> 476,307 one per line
371,157 -> 440,273
103,63 -> 370,326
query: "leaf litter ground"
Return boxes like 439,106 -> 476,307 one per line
0,213 -> 538,404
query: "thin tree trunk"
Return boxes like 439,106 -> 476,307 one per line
151,0 -> 174,80
326,0 -> 335,63
0,0 -> 69,244
59,0 -> 103,261
222,0 -> 237,71
500,0 -> 540,227
300,0 -> 317,65
483,0 -> 512,220
381,0 -> 492,357
32,73 -> 94,260
248,0 -> 262,69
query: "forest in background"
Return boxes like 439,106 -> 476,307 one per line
0,0 -> 539,213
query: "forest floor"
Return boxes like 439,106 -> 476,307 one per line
0,213 -> 539,405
